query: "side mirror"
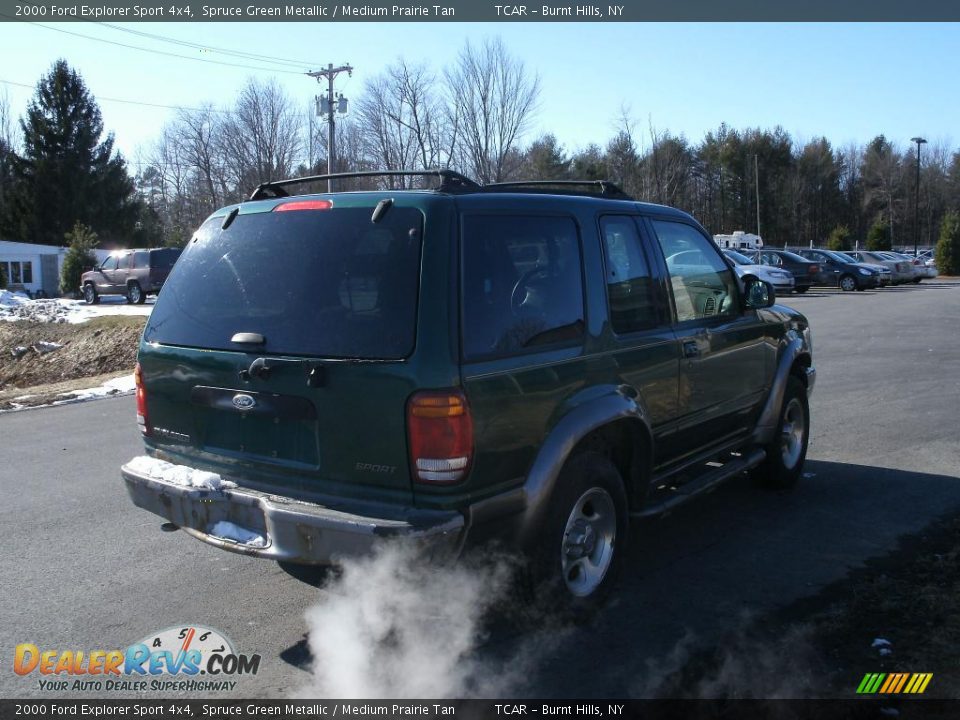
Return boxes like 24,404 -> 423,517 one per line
744,278 -> 776,309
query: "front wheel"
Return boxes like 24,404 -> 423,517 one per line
82,284 -> 100,305
839,275 -> 857,292
752,376 -> 809,489
527,452 -> 628,620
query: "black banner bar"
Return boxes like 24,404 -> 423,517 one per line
1,0 -> 960,22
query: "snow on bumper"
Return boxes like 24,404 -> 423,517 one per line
121,458 -> 465,564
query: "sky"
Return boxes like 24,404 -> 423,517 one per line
1,21 -> 958,170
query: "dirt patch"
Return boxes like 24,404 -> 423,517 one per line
647,512 -> 960,700
0,316 -> 144,393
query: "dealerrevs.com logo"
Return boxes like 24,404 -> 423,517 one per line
14,625 -> 260,693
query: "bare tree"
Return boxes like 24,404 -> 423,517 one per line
445,38 -> 540,183
220,78 -> 304,192
175,105 -> 228,210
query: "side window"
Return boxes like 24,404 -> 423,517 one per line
600,216 -> 657,334
101,256 -> 119,271
133,251 -> 149,269
651,220 -> 738,323
462,215 -> 584,360
22,262 -> 32,284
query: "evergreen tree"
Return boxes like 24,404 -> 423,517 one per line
827,224 -> 851,251
2,60 -> 137,246
522,134 -> 570,180
936,211 -> 960,275
60,222 -> 98,295
866,219 -> 892,250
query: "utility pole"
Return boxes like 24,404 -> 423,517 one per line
910,137 -> 927,255
754,154 -> 761,240
307,63 -> 353,192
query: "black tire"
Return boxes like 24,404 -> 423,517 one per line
125,282 -> 144,305
526,451 -> 628,621
126,282 -> 145,305
794,286 -> 809,294
752,376 -> 809,490
839,274 -> 857,292
83,283 -> 100,305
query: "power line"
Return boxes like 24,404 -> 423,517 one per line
96,23 -> 317,70
4,19 -> 307,75
0,78 -> 234,115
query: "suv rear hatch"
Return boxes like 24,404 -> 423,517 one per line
140,200 -> 426,503
147,247 -> 181,287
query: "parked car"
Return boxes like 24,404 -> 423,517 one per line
722,250 -> 795,293
80,248 -> 182,304
832,252 -> 893,286
743,249 -> 820,293
884,251 -> 934,281
846,250 -> 914,284
121,170 -> 815,615
793,249 -> 883,291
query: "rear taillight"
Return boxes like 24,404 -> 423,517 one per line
135,362 -> 149,435
407,390 -> 473,484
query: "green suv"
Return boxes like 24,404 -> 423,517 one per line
122,171 -> 815,612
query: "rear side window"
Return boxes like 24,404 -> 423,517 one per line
144,206 -> 423,359
652,220 -> 737,323
133,251 -> 149,269
149,248 -> 181,269
461,215 -> 583,360
600,216 -> 657,334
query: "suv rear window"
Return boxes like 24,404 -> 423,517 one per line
461,215 -> 584,359
144,206 -> 423,359
148,248 -> 181,269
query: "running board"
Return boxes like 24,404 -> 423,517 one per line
632,447 -> 766,519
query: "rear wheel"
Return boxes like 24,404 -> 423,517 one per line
527,452 -> 628,620
839,275 -> 857,292
83,283 -> 100,305
126,282 -> 145,305
752,376 -> 809,490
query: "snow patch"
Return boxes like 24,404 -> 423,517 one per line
56,374 -> 136,403
209,520 -> 267,548
0,289 -> 31,307
126,455 -> 237,491
0,294 -> 153,324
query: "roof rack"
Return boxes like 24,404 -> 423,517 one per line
480,180 -> 633,200
248,169 -> 480,200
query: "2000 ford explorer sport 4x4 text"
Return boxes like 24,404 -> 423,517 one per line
121,170 -> 815,615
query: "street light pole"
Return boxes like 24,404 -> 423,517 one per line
910,137 -> 927,255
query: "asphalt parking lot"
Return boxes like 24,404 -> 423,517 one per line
2,280 -> 959,699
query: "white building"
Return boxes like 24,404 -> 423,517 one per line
0,241 -> 115,297
0,240 -> 67,297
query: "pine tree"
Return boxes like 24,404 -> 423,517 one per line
866,219 -> 891,251
826,225 -> 851,251
60,222 -> 98,296
2,60 -> 137,246
936,211 -> 960,276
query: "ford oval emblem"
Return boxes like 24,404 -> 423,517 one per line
232,393 -> 256,411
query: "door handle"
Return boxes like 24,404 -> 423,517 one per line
682,340 -> 700,358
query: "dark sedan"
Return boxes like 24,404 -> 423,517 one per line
791,248 -> 881,291
744,249 -> 821,293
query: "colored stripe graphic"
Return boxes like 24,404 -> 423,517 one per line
858,672 -> 932,694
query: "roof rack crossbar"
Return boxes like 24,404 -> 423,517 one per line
249,169 -> 480,200
480,180 -> 633,200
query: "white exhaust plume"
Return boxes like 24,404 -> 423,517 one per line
297,542 -> 554,698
